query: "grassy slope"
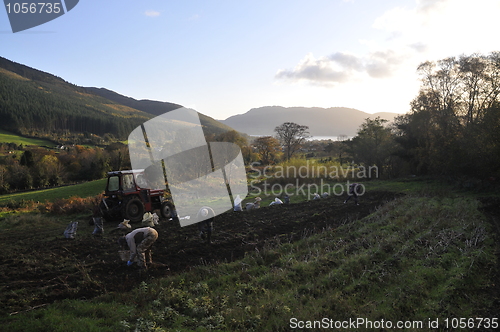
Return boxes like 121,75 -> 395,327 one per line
0,129 -> 56,147
1,179 -> 497,331
0,179 -> 106,205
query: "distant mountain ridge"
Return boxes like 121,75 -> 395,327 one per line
0,56 -> 73,88
221,106 -> 402,137
84,87 -> 181,116
85,87 -> 236,136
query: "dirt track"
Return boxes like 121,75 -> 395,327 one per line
1,191 -> 398,314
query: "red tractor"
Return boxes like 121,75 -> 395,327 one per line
100,170 -> 174,222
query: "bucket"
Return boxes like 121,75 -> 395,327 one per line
118,250 -> 130,262
118,250 -> 139,262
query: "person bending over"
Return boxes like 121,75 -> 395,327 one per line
118,226 -> 158,270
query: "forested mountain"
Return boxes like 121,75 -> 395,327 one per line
0,57 -> 236,143
0,57 -> 150,142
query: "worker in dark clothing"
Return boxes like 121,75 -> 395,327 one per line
92,204 -> 103,235
284,194 -> 290,204
344,182 -> 361,205
196,206 -> 215,244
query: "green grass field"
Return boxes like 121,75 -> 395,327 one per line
0,129 -> 56,147
0,178 -> 106,205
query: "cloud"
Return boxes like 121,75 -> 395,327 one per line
275,53 -> 352,85
327,53 -> 363,71
144,10 -> 161,17
276,0 -> 500,87
408,42 -> 427,53
416,0 -> 449,14
275,50 -> 408,85
365,50 -> 406,78
373,0 -> 500,58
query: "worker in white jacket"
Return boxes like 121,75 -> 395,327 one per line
118,227 -> 158,270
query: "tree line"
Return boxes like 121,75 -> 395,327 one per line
394,52 -> 500,177
0,130 -> 251,194
343,52 -> 500,180
0,143 -> 130,194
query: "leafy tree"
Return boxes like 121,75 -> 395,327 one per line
0,165 -> 9,194
274,122 -> 310,160
40,154 -> 63,186
106,142 -> 130,171
7,163 -> 32,190
20,150 -> 35,167
240,145 -> 258,165
213,130 -> 248,148
349,117 -> 395,178
253,136 -> 281,165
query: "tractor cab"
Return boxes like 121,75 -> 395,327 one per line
105,170 -> 147,193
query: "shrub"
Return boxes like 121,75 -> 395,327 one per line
43,194 -> 102,215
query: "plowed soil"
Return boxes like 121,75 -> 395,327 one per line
1,191 -> 399,314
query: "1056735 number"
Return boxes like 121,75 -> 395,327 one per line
444,317 -> 498,329
5,2 -> 62,14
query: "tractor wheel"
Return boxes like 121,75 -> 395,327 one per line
160,201 -> 173,219
124,198 -> 145,222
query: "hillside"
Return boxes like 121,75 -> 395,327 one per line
0,57 -> 237,143
0,57 -> 151,142
86,87 -> 237,136
221,106 -> 402,137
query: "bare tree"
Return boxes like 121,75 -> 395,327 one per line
336,134 -> 349,165
337,134 -> 348,142
417,53 -> 500,126
274,122 -> 310,160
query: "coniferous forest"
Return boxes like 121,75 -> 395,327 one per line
0,63 -> 150,141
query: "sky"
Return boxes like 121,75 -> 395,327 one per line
1,0 -> 500,121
